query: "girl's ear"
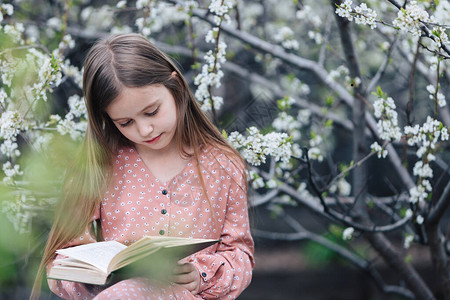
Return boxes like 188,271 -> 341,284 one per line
171,71 -> 177,78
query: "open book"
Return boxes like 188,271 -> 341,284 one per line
48,236 -> 220,285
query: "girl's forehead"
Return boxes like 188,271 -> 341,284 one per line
113,84 -> 166,103
106,84 -> 172,118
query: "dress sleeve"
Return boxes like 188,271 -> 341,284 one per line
189,173 -> 255,299
47,207 -> 103,299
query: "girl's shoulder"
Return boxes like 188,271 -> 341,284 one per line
200,144 -> 247,179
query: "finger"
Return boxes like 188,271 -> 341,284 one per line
171,269 -> 197,284
171,274 -> 191,284
177,258 -> 188,264
173,262 -> 194,274
177,282 -> 199,294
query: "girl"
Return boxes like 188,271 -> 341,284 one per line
32,33 -> 254,299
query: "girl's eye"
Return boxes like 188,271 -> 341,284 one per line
145,107 -> 159,117
119,120 -> 132,128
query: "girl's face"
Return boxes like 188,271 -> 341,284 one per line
106,84 -> 178,155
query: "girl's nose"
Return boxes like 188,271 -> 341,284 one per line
137,121 -> 153,137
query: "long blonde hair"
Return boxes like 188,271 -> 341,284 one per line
31,33 -> 244,299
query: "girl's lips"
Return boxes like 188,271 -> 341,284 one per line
145,134 -> 162,144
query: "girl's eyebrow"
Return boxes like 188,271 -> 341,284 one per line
110,101 -> 159,122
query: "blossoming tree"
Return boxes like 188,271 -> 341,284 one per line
0,0 -> 449,298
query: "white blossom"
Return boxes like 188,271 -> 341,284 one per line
426,84 -> 436,94
62,60 -> 83,88
4,23 -> 24,44
297,109 -> 311,125
308,147 -> 323,162
273,27 -> 299,50
272,112 -> 301,133
209,0 -> 234,17
46,17 -> 62,30
404,234 -> 414,249
30,132 -> 53,152
136,0 -> 150,9
328,65 -> 349,81
373,96 -> 402,141
309,134 -> 322,147
281,77 -> 310,96
308,31 -> 323,45
370,142 -> 388,158
81,5 -> 115,31
291,143 -> 303,158
342,227 -> 354,240
431,26 -> 449,48
442,128 -> 449,141
392,1 -> 429,37
296,5 -> 312,20
413,161 -> 433,178
67,94 -> 87,118
116,1 -> 127,9
353,3 -> 377,29
228,127 -> 292,166
405,208 -> 413,218
61,34 -> 75,50
1,3 -> 14,16
416,215 -> 424,224
0,139 -> 20,158
330,178 -> 352,196
409,184 -> 428,203
2,161 -> 23,182
194,27 -> 228,111
437,93 -> 446,108
266,179 -> 278,189
0,88 -> 7,107
427,84 -> 447,107
335,0 -> 353,21
0,111 -> 24,140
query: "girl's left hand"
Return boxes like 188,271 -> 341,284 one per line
171,262 -> 201,295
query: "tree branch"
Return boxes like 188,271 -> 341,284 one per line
366,232 -> 436,300
366,35 -> 398,95
426,223 -> 450,299
253,212 -> 415,299
301,153 -> 411,233
427,180 -> 450,226
179,0 -> 416,191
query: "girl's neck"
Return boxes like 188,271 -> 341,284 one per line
134,142 -> 194,183
135,141 -> 180,161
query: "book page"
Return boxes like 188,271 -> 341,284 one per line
110,236 -> 220,271
56,241 -> 127,274
48,265 -> 109,285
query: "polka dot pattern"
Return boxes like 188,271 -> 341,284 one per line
48,146 -> 254,299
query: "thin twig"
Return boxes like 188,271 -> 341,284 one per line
366,36 -> 398,94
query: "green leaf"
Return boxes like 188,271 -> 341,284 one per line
329,224 -> 343,236
221,129 -> 228,139
405,254 -> 413,264
191,62 -> 201,70
338,163 -> 348,172
325,96 -> 334,107
376,86 -> 383,98
287,73 -> 296,81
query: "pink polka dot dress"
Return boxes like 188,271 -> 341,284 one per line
47,145 -> 255,299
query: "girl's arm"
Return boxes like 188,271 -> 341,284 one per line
189,175 -> 255,299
